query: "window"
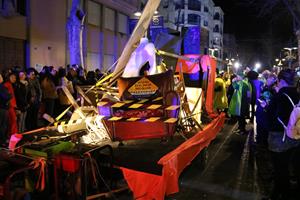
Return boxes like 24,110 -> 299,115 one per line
103,54 -> 115,71
104,7 -> 115,31
16,0 -> 26,16
204,6 -> 209,12
87,52 -> 100,71
88,0 -> 100,26
204,20 -> 208,26
175,0 -> 184,10
214,12 -> 220,20
0,0 -> 26,16
188,0 -> 201,11
188,14 -> 200,25
213,25 -> 219,33
118,13 -> 128,34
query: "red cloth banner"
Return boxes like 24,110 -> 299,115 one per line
205,57 -> 217,116
120,113 -> 225,200
175,54 -> 201,74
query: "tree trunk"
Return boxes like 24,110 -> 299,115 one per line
67,0 -> 85,67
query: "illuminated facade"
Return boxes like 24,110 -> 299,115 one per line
0,0 -> 138,72
158,0 -> 224,61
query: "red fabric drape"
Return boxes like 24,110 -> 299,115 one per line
175,54 -> 201,74
120,113 -> 225,200
205,57 -> 217,116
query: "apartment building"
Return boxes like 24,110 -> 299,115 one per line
158,0 -> 224,62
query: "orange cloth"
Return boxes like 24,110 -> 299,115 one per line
205,57 -> 217,116
121,113 -> 225,200
176,54 -> 201,74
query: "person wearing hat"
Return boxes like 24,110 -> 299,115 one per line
267,68 -> 300,199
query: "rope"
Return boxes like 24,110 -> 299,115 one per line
29,158 -> 46,191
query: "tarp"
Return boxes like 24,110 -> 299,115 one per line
112,0 -> 161,81
176,54 -> 201,74
120,113 -> 225,200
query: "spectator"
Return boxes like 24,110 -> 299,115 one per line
0,73 -> 11,145
40,67 -> 58,121
228,75 -> 252,134
26,68 -> 42,130
255,73 -> 277,146
95,68 -> 103,80
15,71 -> 30,133
247,70 -> 261,123
57,67 -> 74,115
267,68 -> 300,199
4,72 -> 18,137
85,71 -> 97,85
214,70 -> 228,113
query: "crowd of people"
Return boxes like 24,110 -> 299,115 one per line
0,64 -> 104,146
213,67 -> 300,200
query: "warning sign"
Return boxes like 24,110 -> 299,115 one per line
128,77 -> 158,98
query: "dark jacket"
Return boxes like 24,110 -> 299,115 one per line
267,86 -> 300,132
28,78 -> 42,104
15,80 -> 30,112
256,86 -> 276,128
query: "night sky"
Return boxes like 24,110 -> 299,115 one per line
214,0 -> 295,68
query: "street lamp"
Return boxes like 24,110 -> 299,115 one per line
225,58 -> 235,73
234,62 -> 240,69
283,47 -> 298,68
254,62 -> 261,71
274,58 -> 284,74
134,11 -> 142,17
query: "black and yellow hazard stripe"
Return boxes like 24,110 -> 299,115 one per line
97,99 -> 180,111
54,119 -> 83,127
106,116 -> 178,124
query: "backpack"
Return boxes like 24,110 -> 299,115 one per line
277,93 -> 300,141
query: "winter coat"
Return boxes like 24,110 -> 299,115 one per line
228,78 -> 251,117
41,77 -> 58,99
15,80 -> 29,112
214,77 -> 228,110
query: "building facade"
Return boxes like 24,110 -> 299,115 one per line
158,0 -> 224,62
0,0 -> 138,72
